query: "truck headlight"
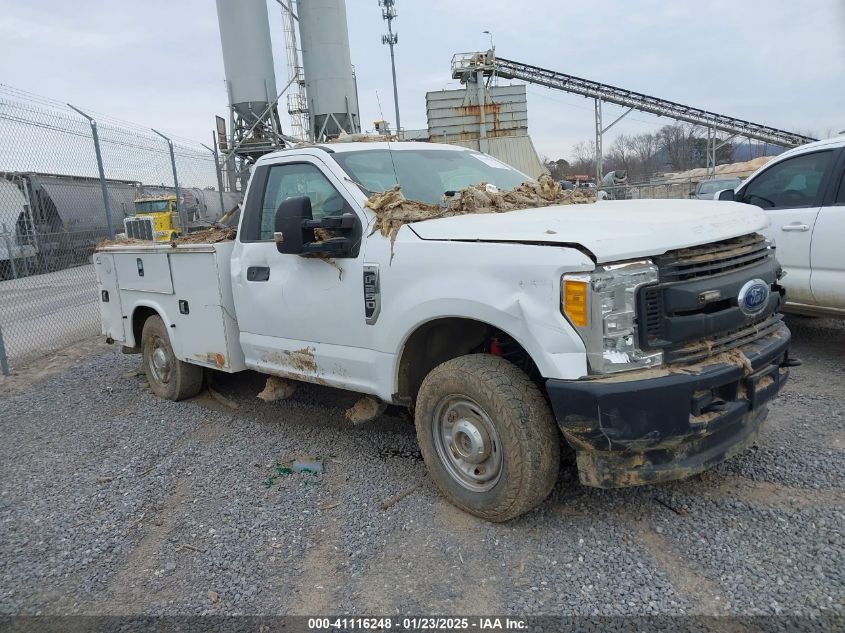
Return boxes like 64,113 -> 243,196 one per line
562,260 -> 663,374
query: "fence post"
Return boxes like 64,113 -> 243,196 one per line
67,105 -> 115,239
201,136 -> 226,218
0,325 -> 9,376
152,129 -> 188,234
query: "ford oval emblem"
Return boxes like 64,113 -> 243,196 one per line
738,279 -> 770,316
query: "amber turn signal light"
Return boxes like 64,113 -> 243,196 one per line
563,280 -> 589,327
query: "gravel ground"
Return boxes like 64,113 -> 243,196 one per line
0,315 -> 843,621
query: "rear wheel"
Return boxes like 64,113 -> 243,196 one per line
415,354 -> 560,522
141,315 -> 203,401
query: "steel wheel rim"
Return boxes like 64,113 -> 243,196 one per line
148,337 -> 172,385
432,394 -> 503,492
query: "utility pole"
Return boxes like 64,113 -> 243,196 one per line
379,0 -> 400,135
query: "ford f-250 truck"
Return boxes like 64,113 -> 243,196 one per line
94,142 -> 795,521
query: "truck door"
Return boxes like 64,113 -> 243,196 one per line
231,156 -> 375,389
809,150 -> 845,310
736,148 -> 838,306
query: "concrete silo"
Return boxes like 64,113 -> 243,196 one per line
215,0 -> 285,159
297,0 -> 361,140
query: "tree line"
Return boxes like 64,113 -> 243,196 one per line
544,123 -> 781,183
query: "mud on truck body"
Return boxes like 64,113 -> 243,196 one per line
94,142 -> 794,521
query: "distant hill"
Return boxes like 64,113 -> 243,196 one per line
731,143 -> 786,162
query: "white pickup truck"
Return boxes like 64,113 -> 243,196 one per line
95,141 -> 795,521
717,135 -> 845,316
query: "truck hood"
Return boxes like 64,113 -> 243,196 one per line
407,199 -> 768,263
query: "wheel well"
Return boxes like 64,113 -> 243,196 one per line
396,317 -> 540,403
131,306 -> 159,346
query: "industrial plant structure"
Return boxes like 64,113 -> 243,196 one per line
215,0 -> 286,159
298,0 -> 361,140
214,0 -> 361,174
211,4 -> 816,188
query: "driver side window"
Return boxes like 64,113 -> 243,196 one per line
741,150 -> 833,209
259,163 -> 346,240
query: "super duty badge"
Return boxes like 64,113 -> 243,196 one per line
363,265 -> 381,325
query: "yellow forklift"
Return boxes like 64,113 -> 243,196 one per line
123,195 -> 181,242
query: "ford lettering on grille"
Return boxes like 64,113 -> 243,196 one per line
738,279 -> 770,316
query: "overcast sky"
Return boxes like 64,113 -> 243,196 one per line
1,0 -> 843,160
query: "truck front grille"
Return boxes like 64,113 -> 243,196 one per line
640,285 -> 666,346
664,313 -> 784,364
654,233 -> 773,283
125,217 -> 154,240
637,232 -> 783,363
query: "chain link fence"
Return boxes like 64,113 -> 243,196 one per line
598,178 -> 700,201
0,85 -> 240,374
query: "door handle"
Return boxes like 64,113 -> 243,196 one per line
246,266 -> 270,282
780,223 -> 810,232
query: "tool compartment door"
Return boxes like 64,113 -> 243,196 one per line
115,253 -> 174,294
168,249 -> 241,371
93,253 -> 125,341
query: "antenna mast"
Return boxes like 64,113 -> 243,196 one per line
379,0 -> 401,135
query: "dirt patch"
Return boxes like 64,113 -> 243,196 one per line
285,347 -> 317,373
709,349 -> 754,377
0,336 -> 111,395
670,348 -> 755,377
589,348 -> 756,385
365,174 -> 596,250
635,523 -> 730,615
699,476 -> 845,508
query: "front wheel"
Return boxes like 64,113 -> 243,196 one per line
141,315 -> 203,401
415,354 -> 560,522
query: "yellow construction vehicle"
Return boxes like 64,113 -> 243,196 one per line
123,195 -> 181,241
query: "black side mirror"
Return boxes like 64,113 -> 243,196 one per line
274,196 -> 358,257
274,196 -> 313,255
717,189 -> 736,201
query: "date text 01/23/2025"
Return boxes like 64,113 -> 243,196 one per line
307,617 -> 528,630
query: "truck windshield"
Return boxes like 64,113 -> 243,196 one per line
135,200 -> 170,212
331,149 -> 529,204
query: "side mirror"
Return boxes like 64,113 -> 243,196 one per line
274,196 -> 312,255
717,189 -> 736,201
274,196 -> 357,257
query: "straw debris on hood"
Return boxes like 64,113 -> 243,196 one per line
365,174 -> 596,250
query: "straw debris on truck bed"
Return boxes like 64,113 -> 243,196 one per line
96,227 -> 236,249
170,227 -> 236,244
365,174 -> 596,248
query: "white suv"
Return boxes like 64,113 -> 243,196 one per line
718,136 -> 845,316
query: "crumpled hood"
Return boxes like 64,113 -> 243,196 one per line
407,199 -> 768,263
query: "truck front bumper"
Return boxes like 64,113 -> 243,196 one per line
546,323 -> 792,488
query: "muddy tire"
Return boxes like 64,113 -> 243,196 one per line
141,315 -> 203,401
415,354 -> 560,522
